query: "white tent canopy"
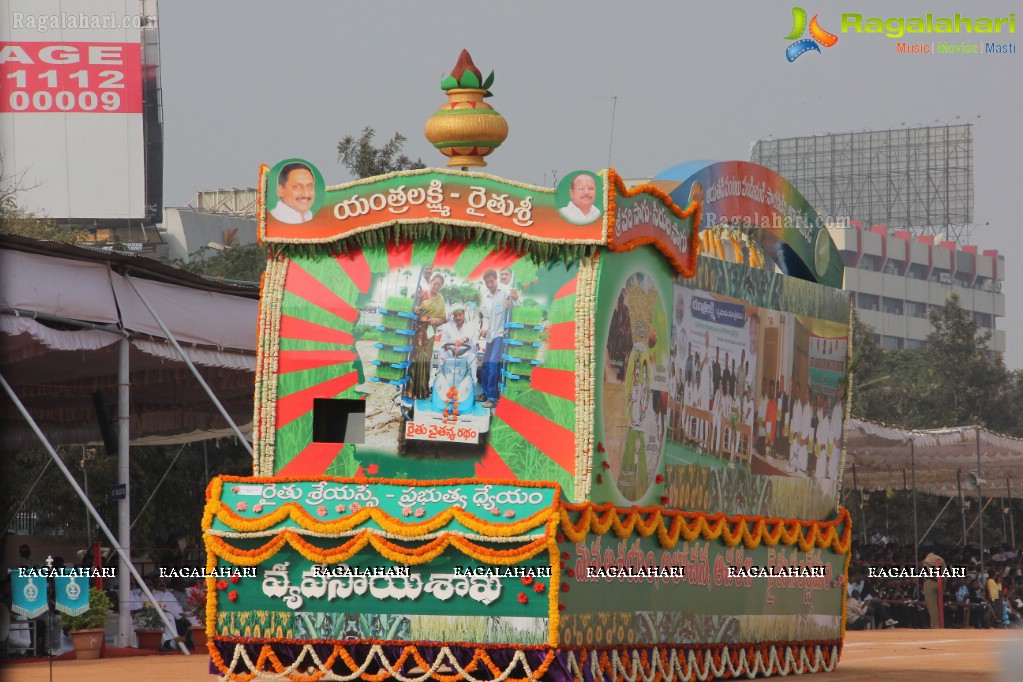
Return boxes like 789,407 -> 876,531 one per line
844,418 -> 1023,499
0,235 -> 258,452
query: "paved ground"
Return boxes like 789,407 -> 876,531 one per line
2,629 -> 1021,681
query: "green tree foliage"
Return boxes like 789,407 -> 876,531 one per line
337,127 -> 425,179
0,154 -> 91,242
922,292 -> 1011,431
2,441 -> 252,563
848,309 -> 883,418
851,292 -> 1016,434
176,243 -> 267,284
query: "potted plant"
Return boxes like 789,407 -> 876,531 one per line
133,602 -> 165,650
62,587 -> 113,660
185,583 -> 208,649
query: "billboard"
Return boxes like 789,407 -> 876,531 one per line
751,125 -> 974,236
0,0 -> 156,221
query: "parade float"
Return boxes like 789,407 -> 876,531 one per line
202,51 -> 852,681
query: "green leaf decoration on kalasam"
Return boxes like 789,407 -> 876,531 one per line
482,70 -> 495,89
459,69 -> 480,89
441,75 -> 459,90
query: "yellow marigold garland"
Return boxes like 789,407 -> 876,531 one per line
257,164 -> 268,246
206,529 -> 551,568
558,503 -> 851,554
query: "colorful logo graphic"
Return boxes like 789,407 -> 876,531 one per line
784,7 -> 839,61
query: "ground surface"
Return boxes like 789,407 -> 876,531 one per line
2,629 -> 1021,681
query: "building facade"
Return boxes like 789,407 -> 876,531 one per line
829,220 -> 1004,353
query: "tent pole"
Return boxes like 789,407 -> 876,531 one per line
0,371 -> 188,655
1002,497 -> 1008,545
130,443 -> 188,530
977,427 -> 984,582
911,439 -> 918,571
917,496 -> 956,547
124,275 -> 252,454
1,458 -> 51,534
958,472 -> 966,547
116,338 -> 133,648
1009,479 -> 1016,549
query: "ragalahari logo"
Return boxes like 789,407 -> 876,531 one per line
785,7 -> 839,61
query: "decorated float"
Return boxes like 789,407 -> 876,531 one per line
202,51 -> 852,681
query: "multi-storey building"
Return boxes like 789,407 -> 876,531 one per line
828,220 -> 1004,353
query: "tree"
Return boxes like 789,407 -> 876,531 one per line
0,152 -> 90,242
851,292 -> 1015,432
176,243 -> 266,283
920,291 -> 1011,431
2,441 -> 252,562
337,127 -> 425,179
848,310 -> 882,419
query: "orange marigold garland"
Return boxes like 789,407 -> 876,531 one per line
604,168 -> 702,278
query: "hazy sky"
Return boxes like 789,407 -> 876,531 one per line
158,0 -> 1021,367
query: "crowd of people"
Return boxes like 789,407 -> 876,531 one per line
847,541 -> 1023,630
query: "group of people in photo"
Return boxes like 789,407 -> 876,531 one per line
679,340 -> 755,465
755,374 -> 844,479
404,266 -> 518,409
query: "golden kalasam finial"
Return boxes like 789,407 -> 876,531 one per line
424,50 -> 508,168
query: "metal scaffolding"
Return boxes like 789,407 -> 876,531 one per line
751,124 -> 974,243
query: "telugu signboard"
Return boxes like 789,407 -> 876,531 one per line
259,162 -> 700,278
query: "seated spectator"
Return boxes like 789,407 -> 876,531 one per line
846,590 -> 872,630
950,577 -> 986,628
149,577 -> 194,651
965,577 -> 996,628
861,592 -> 898,629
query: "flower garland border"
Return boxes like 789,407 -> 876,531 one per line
256,164 -> 268,246
559,503 -> 852,554
253,254 -> 289,476
205,528 -> 552,567
207,639 -> 843,681
572,255 -> 599,502
605,168 -> 702,278
208,527 -> 546,543
205,476 -> 560,541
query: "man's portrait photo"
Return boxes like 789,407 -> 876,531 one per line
558,171 -> 602,225
270,161 -> 318,224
